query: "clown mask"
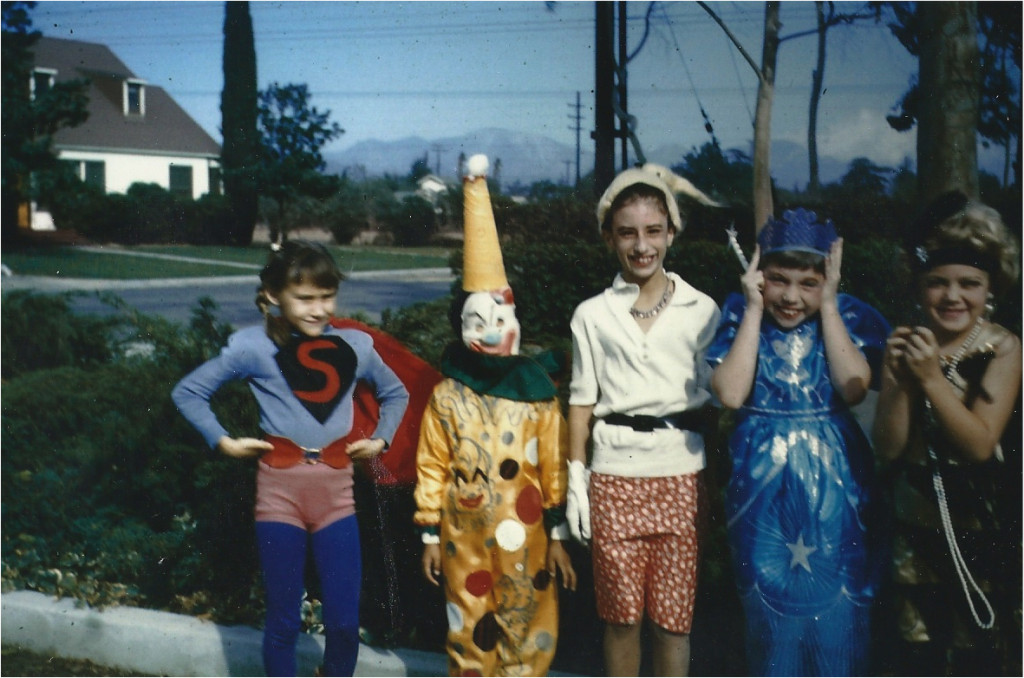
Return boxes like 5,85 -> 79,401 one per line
461,289 -> 521,356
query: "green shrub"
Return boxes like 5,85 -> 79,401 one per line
379,296 -> 454,368
1,295 -> 263,623
48,182 -> 234,245
0,290 -> 123,378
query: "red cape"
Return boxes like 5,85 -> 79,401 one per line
330,318 -> 442,485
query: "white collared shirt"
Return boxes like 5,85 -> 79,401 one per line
569,271 -> 720,477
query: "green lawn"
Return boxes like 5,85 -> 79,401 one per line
1,245 -> 453,280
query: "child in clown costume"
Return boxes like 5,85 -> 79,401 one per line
414,155 -> 576,677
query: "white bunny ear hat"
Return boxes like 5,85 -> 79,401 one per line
596,163 -> 718,234
461,154 -> 509,293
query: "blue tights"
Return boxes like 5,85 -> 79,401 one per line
256,517 -> 361,677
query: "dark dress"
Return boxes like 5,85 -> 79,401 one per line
887,322 -> 1019,676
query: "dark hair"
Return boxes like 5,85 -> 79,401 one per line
760,249 -> 826,274
600,183 -> 678,233
448,289 -> 471,338
255,240 -> 344,346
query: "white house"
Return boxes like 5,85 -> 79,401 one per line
27,36 -> 221,230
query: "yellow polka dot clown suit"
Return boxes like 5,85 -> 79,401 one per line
414,155 -> 571,677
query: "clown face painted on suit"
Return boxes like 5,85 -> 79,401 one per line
461,288 -> 521,356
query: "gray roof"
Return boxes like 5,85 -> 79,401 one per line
33,36 -> 220,157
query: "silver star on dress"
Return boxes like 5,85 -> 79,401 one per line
787,532 -> 817,573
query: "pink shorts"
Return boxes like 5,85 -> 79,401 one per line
590,472 -> 700,634
255,461 -> 355,532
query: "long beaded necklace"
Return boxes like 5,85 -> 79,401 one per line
629,278 -> 674,319
924,315 -> 994,629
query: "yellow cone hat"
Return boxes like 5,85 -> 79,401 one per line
462,154 -> 509,292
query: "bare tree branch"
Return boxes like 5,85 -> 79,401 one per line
697,1 -> 764,83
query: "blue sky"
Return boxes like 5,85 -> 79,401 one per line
29,1 -> 1005,180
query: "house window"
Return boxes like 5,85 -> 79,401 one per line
31,68 -> 56,100
124,80 -> 146,117
169,165 -> 193,198
208,166 -> 222,196
63,160 -> 106,191
83,161 -> 105,190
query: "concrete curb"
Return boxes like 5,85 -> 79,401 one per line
1,590 -> 447,676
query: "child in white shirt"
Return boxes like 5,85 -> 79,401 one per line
566,165 -> 720,676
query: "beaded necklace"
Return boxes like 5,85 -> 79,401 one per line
925,314 -> 994,629
629,279 -> 674,319
938,315 -> 984,378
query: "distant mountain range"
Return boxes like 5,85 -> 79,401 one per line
323,127 -> 856,191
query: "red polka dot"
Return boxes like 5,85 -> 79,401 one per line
465,570 -> 492,596
515,485 -> 543,524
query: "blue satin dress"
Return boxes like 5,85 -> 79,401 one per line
707,293 -> 889,676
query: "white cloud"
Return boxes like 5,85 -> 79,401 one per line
820,109 -> 916,166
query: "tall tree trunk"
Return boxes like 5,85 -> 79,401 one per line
807,2 -> 827,195
753,2 -> 781,233
221,1 -> 259,245
916,1 -> 980,205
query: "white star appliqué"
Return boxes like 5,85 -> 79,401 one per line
787,532 -> 817,573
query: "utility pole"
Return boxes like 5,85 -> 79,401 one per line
430,144 -> 446,175
594,2 -> 616,196
618,1 -> 629,170
568,91 -> 582,186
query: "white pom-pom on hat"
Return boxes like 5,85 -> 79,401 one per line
462,152 -> 508,292
465,154 -> 489,179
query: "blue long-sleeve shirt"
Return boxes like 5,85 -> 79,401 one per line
172,325 -> 409,451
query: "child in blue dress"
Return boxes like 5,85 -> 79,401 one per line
706,209 -> 889,675
172,240 -> 409,676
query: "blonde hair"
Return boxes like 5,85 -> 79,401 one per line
921,201 -> 1020,294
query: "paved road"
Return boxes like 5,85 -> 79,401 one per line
1,269 -> 455,327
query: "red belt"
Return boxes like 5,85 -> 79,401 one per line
261,434 -> 353,469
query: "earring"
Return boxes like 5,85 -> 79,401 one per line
984,293 -> 995,319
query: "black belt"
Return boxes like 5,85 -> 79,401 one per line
602,408 -> 710,433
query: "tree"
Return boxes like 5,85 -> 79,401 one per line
700,1 -> 781,233
834,157 -> 892,195
882,2 -> 1019,201
384,195 -> 436,247
803,2 -> 878,194
256,82 -> 343,243
2,1 -> 88,248
220,1 -> 260,246
916,3 -> 981,203
973,2 -> 1020,187
674,141 -> 754,208
408,154 -> 430,184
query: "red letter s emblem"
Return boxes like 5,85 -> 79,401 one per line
292,339 -> 341,403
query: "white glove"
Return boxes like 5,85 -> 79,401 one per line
566,459 -> 591,544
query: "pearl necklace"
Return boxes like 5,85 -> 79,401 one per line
630,279 -> 674,319
925,313 -> 994,630
939,316 -> 984,378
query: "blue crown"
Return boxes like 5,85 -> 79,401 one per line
757,208 -> 837,257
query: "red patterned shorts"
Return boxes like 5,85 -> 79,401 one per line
590,472 -> 700,633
